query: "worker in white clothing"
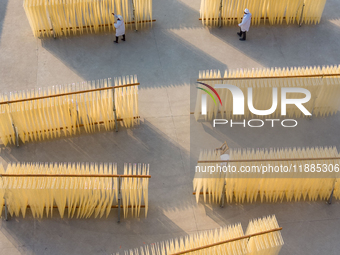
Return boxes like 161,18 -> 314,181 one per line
237,8 -> 252,41
112,13 -> 125,44
220,154 -> 229,167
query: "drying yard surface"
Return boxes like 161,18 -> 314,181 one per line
1,0 -> 340,254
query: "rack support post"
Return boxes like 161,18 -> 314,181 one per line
117,177 -> 121,223
299,3 -> 305,27
132,0 -> 138,31
328,188 -> 334,204
328,179 -> 336,204
220,180 -> 226,208
47,0 -> 56,39
309,76 -> 322,120
7,103 -> 19,147
4,198 -> 8,221
15,127 -> 19,147
218,0 -> 223,27
113,87 -> 118,132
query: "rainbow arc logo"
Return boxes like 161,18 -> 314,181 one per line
196,82 -> 222,106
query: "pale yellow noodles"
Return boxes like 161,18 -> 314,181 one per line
0,164 -> 5,214
194,146 -> 339,204
193,149 -> 225,204
195,65 -> 340,121
117,215 -> 283,255
246,215 -> 284,255
0,76 -> 139,146
1,162 -> 149,219
0,95 -> 15,146
23,0 -> 153,37
200,0 -> 327,26
121,163 -> 149,218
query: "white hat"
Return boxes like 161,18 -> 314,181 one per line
117,15 -> 123,20
244,8 -> 249,14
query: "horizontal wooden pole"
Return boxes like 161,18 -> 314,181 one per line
193,192 -> 210,195
193,189 -> 333,195
0,83 -> 140,105
199,17 -> 288,21
38,20 -> 156,32
196,73 -> 340,82
2,205 -> 145,209
127,19 -> 156,24
107,205 -> 146,208
1,174 -> 151,178
6,116 -> 141,138
117,116 -> 140,122
169,227 -> 283,255
22,116 -> 140,134
199,16 -> 320,22
198,157 -> 340,164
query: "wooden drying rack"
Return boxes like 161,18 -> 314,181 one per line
196,73 -> 340,82
193,72 -> 340,118
0,82 -> 140,147
198,156 -> 340,164
0,173 -> 151,178
39,20 -> 156,32
38,20 -> 157,38
35,0 -> 156,37
194,155 -> 339,207
0,83 -> 139,105
199,1 -> 306,27
194,141 -> 338,207
199,17 -> 286,20
1,172 -> 150,222
169,227 -> 283,255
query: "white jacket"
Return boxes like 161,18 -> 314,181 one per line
238,13 -> 252,32
114,14 -> 125,36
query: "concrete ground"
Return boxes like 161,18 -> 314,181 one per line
1,0 -> 340,254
